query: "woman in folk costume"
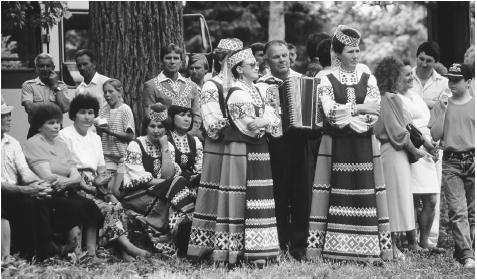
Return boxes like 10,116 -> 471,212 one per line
166,105 -> 203,189
117,103 -> 196,256
187,38 -> 243,258
191,48 -> 281,266
307,25 -> 393,262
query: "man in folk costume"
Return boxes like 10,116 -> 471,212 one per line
255,40 -> 319,261
187,38 -> 243,259
142,43 -> 201,123
307,25 -> 393,262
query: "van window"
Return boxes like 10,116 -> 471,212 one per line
1,2 -> 41,70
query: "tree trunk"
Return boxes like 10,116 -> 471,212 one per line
90,2 -> 183,134
268,1 -> 285,41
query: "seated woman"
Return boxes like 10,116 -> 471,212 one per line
117,103 -> 196,255
167,105 -> 203,189
23,103 -> 103,258
59,94 -> 150,260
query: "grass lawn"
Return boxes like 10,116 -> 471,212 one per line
2,236 -> 475,279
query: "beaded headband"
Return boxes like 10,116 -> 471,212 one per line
333,25 -> 361,47
217,38 -> 243,51
148,109 -> 168,122
227,48 -> 255,68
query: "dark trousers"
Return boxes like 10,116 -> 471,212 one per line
2,191 -> 53,260
268,131 -> 321,251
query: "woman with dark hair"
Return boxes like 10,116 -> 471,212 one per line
23,103 -> 103,258
374,56 -> 430,260
307,25 -> 393,263
167,105 -> 203,187
96,79 -> 135,172
118,103 -> 196,256
189,48 -> 281,266
187,38 -> 244,259
142,43 -> 201,122
60,94 -> 151,259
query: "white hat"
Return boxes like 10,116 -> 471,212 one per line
1,103 -> 14,115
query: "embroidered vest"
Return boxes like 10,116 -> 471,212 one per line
134,139 -> 161,178
167,132 -> 197,174
324,72 -> 372,136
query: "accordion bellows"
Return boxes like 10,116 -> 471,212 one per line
278,76 -> 321,132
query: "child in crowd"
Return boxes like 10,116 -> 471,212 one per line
96,79 -> 135,172
430,63 -> 475,269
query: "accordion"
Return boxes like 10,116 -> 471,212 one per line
278,76 -> 320,132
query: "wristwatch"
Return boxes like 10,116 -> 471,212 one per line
53,86 -> 62,93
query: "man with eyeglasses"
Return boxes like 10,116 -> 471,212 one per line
411,41 -> 450,251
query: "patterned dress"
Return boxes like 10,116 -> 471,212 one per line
188,80 -> 281,264
187,74 -> 230,258
307,67 -> 393,262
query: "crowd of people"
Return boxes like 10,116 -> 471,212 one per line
1,24 -> 474,270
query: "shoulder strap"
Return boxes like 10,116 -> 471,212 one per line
209,79 -> 227,118
134,139 -> 147,155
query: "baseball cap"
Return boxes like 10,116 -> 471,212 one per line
1,103 -> 14,115
445,63 -> 474,81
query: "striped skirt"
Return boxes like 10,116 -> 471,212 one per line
307,134 -> 393,262
187,139 -> 280,264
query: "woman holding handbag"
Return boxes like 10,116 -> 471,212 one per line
398,63 -> 442,251
374,57 -> 429,260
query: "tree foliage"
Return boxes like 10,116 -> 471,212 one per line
184,1 -> 427,72
1,1 -> 70,30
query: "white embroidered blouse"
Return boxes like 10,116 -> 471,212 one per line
227,80 -> 280,138
123,136 -> 181,189
199,74 -> 229,140
317,66 -> 380,133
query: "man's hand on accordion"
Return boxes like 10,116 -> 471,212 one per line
247,117 -> 269,131
356,102 -> 380,116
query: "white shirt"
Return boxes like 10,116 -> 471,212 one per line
76,72 -> 110,107
59,125 -> 106,172
1,134 -> 39,185
411,67 -> 450,109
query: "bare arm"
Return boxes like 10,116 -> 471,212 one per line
96,126 -> 134,143
30,162 -> 80,191
54,86 -> 70,113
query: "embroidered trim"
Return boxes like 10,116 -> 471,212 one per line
247,152 -> 270,161
246,199 -> 275,210
247,179 -> 273,187
329,206 -> 377,217
331,188 -> 375,195
332,162 -> 373,172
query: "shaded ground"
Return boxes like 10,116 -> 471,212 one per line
2,235 -> 474,279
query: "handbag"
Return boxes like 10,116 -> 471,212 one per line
405,123 -> 423,163
406,123 -> 424,148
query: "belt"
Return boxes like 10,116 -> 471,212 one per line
443,149 -> 475,160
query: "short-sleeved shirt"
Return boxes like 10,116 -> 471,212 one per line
21,77 -> 69,122
98,103 -> 135,159
411,68 -> 450,109
75,72 -> 110,108
59,125 -> 106,172
441,98 -> 475,152
1,134 -> 39,185
23,133 -> 75,177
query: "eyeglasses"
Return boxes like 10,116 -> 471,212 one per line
243,62 -> 257,68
